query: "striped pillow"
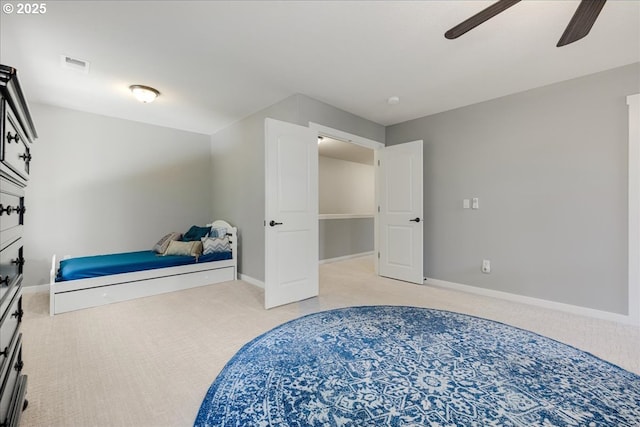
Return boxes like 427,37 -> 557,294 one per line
201,236 -> 231,255
152,232 -> 182,254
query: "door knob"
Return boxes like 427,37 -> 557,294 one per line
269,220 -> 283,227
410,217 -> 421,223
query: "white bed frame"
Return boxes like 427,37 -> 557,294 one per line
49,220 -> 238,316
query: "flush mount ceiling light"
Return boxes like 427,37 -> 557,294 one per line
129,85 -> 160,103
387,96 -> 400,105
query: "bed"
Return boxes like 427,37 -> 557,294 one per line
49,220 -> 238,315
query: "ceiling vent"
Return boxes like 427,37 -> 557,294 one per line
60,55 -> 90,74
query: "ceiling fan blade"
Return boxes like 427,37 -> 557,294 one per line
445,0 -> 521,40
557,0 -> 607,47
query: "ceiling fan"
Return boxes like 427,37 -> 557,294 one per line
445,0 -> 607,47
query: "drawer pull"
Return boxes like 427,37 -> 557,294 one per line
0,276 -> 9,286
1,204 -> 14,215
0,346 -> 7,357
11,309 -> 24,321
14,359 -> 24,372
18,152 -> 32,163
11,257 -> 25,267
7,132 -> 20,143
0,204 -> 23,215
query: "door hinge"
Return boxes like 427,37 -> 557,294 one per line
378,252 -> 380,259
377,160 -> 380,166
377,205 -> 380,213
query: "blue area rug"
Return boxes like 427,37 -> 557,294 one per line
195,306 -> 640,426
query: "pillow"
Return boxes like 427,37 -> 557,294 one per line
201,236 -> 231,255
182,225 -> 211,242
209,226 -> 228,238
164,240 -> 202,257
152,232 -> 182,254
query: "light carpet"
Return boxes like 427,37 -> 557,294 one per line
18,257 -> 640,426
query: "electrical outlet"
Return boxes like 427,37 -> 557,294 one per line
463,199 -> 470,209
472,198 -> 479,209
482,259 -> 491,273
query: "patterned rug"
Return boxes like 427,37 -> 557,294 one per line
195,306 -> 640,426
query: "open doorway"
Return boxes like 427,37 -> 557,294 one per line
309,123 -> 384,275
318,136 -> 375,264
264,120 -> 422,309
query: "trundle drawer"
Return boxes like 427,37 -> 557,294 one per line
0,287 -> 22,374
0,333 -> 23,426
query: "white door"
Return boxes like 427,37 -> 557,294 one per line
377,140 -> 424,284
265,118 -> 319,309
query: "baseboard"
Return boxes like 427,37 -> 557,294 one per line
22,283 -> 50,294
240,274 -> 264,289
319,251 -> 374,265
426,277 -> 638,326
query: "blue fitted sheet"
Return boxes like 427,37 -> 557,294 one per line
56,250 -> 232,282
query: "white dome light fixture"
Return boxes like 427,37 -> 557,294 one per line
129,85 -> 160,103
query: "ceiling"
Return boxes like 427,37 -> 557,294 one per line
1,1 -> 638,136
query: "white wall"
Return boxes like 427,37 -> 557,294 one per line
24,103 -> 213,287
319,156 -> 374,215
318,155 -> 375,260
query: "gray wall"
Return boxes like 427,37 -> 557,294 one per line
210,93 -> 385,282
319,218 -> 374,261
386,63 -> 640,315
24,103 -> 213,287
209,96 -> 299,281
297,96 -> 385,143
